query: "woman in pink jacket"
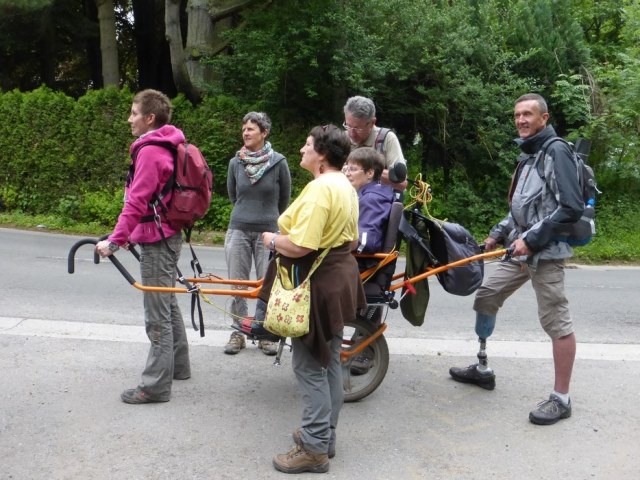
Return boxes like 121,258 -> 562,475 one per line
96,89 -> 191,404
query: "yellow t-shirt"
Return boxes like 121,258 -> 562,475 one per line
278,171 -> 359,249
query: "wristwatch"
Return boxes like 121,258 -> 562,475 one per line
269,234 -> 279,252
108,241 -> 119,252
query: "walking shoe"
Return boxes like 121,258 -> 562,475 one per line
293,428 -> 336,459
449,363 -> 496,390
258,339 -> 278,356
529,394 -> 572,425
349,348 -> 374,376
120,387 -> 169,404
224,331 -> 246,355
273,444 -> 329,474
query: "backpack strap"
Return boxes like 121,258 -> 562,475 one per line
131,140 -> 206,337
130,141 -> 179,223
374,127 -> 391,153
535,136 -> 567,180
507,156 -> 527,202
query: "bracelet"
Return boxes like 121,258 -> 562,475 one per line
108,241 -> 119,252
269,233 -> 279,252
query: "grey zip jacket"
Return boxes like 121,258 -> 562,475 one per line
489,125 -> 584,262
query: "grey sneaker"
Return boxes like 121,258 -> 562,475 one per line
529,394 -> 572,425
449,363 -> 496,390
293,428 -> 335,459
120,387 -> 169,404
258,339 -> 278,356
224,331 -> 246,355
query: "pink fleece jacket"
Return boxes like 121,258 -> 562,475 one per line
109,124 -> 185,245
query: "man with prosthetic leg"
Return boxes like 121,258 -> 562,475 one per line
449,311 -> 497,391
449,93 -> 583,426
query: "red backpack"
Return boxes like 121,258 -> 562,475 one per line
132,140 -> 214,235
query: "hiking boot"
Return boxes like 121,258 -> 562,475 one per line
529,394 -> 572,425
120,387 -> 169,404
224,331 -> 246,355
293,428 -> 336,459
349,347 -> 374,376
258,339 -> 278,356
273,444 -> 329,474
449,363 -> 496,390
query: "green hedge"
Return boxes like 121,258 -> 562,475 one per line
2,87 -> 638,264
0,87 -> 312,231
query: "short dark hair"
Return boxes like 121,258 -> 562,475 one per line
347,147 -> 385,181
132,89 -> 172,126
344,96 -> 376,121
242,111 -> 271,134
309,125 -> 351,170
515,93 -> 548,114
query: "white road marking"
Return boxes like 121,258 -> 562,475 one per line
2,316 -> 639,362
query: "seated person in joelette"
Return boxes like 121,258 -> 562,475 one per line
345,147 -> 394,254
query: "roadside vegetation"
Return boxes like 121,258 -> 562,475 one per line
1,1 -> 639,264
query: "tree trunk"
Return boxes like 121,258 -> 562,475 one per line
165,0 -> 261,103
185,0 -> 219,87
84,0 -> 103,89
95,0 -> 119,87
165,0 -> 201,103
37,8 -> 57,88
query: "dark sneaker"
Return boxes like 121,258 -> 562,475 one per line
350,347 -> 374,376
293,428 -> 335,459
120,387 -> 169,404
258,339 -> 278,356
224,331 -> 246,355
273,444 -> 329,474
449,363 -> 496,390
529,394 -> 572,425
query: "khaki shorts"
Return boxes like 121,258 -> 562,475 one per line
473,259 -> 573,339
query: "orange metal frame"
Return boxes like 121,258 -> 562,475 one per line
68,237 -> 508,363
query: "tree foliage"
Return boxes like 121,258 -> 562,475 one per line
0,0 -> 638,236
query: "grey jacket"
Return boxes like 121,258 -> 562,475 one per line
490,125 -> 583,262
227,152 -> 291,232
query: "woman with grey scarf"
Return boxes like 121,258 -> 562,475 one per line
224,112 -> 291,355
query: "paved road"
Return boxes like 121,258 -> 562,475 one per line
1,227 -> 639,479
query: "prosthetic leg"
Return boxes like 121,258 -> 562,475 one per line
449,312 -> 497,390
475,312 -> 495,373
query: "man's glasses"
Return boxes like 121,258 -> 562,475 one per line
342,121 -> 370,133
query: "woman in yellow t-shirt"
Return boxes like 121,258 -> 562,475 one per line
260,125 -> 366,474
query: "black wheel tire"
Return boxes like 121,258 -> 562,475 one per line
342,316 -> 389,402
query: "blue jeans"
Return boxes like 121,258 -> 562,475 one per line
138,233 -> 190,398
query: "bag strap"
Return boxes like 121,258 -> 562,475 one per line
508,136 -> 564,202
374,127 -> 391,153
275,247 -> 331,288
150,208 -> 205,336
131,141 -> 180,223
130,141 -> 205,336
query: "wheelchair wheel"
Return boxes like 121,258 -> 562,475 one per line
342,315 -> 389,402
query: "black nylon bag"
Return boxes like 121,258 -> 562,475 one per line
426,219 -> 484,296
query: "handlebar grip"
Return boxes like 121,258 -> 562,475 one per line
68,238 -> 99,274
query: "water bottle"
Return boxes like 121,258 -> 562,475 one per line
568,199 -> 595,245
586,198 -> 596,235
